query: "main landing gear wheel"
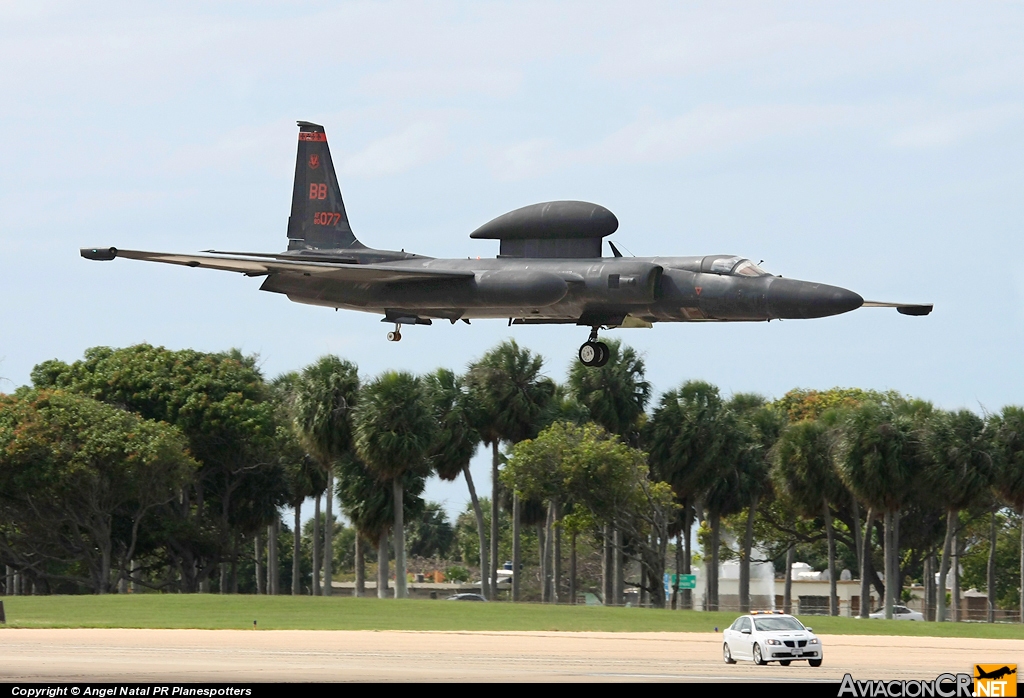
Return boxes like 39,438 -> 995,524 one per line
578,341 -> 609,367
386,330 -> 402,342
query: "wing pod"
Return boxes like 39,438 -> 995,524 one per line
473,270 -> 568,307
80,247 -> 118,261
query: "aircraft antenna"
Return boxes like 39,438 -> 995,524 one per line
614,241 -> 636,257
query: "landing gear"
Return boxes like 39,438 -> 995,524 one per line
578,327 -> 610,367
386,324 -> 402,342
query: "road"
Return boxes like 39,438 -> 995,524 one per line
0,629 -> 1019,682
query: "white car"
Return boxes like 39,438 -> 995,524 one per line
723,612 -> 823,667
868,605 -> 924,621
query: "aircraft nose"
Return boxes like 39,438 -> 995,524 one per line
766,278 -> 863,319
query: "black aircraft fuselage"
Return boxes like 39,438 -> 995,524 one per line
81,121 -> 931,367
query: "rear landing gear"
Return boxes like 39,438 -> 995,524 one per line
578,327 -> 609,367
386,324 -> 402,342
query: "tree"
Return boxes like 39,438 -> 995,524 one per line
729,395 -> 782,614
504,421 -> 678,608
773,417 -> 846,616
567,339 -> 650,445
293,356 -> 360,596
770,387 -> 892,617
0,390 -> 197,593
422,369 -> 487,591
568,339 -> 651,604
269,372 -> 326,595
990,406 -> 1024,621
336,452 -> 425,597
645,380 -> 732,610
468,340 -> 556,600
354,371 -> 436,599
30,344 -> 283,592
923,409 -> 994,621
407,502 -> 454,559
836,400 -> 928,619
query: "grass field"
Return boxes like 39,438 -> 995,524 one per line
2,595 -> 1024,639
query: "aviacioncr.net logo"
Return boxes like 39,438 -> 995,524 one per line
974,664 -> 1017,697
838,673 -> 973,697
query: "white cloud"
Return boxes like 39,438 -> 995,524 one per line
480,138 -> 558,181
339,122 -> 450,178
582,104 -> 853,164
478,103 -> 860,179
164,120 -> 295,175
359,67 -> 522,100
889,105 -> 1024,150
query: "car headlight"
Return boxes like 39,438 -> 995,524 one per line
765,639 -> 782,645
808,638 -> 819,644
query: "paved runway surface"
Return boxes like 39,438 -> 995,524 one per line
1,629 -> 1021,682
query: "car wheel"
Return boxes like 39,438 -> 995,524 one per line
723,643 -> 736,665
779,660 -> 792,666
753,644 -> 766,666
809,658 -> 823,667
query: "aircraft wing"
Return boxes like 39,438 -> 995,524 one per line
80,248 -> 474,283
862,301 -> 933,316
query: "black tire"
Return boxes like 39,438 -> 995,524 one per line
809,658 -> 823,667
752,644 -> 766,666
723,643 -> 736,665
779,660 -> 791,666
595,342 -> 610,367
579,342 -> 598,366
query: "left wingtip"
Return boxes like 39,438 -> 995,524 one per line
81,247 -> 117,261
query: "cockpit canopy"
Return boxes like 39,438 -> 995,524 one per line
701,255 -> 770,277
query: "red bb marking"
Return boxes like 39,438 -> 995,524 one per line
309,183 -> 327,200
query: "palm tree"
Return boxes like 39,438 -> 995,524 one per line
269,371 -> 326,595
923,409 -> 994,622
336,451 -> 425,597
567,339 -> 650,445
293,356 -> 360,597
645,380 -> 733,610
569,339 -> 650,603
836,400 -> 927,619
773,417 -> 846,616
354,371 -> 436,599
283,453 -> 325,594
423,369 -> 489,595
990,406 -> 1024,622
468,340 -> 556,600
729,395 -> 782,614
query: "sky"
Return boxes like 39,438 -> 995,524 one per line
1,2 -> 1022,523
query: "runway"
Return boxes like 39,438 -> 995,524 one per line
0,629 -> 1020,682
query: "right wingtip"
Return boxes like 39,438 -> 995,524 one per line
896,304 -> 933,316
80,247 -> 118,261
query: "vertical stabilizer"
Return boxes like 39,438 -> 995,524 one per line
287,121 -> 362,251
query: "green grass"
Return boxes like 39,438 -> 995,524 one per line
2,595 -> 1024,638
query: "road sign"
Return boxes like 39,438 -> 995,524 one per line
664,574 -> 697,592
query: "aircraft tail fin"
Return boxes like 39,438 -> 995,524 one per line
287,121 -> 363,251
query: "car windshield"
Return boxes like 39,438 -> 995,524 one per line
753,617 -> 805,632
